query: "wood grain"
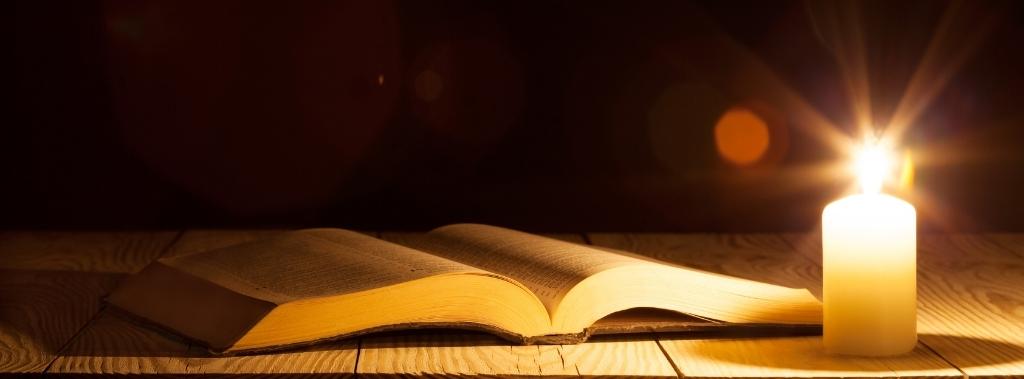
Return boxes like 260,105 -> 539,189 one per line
784,233 -> 1024,378
920,233 -> 1024,263
560,335 -> 678,377
917,234 -> 1024,378
0,231 -> 179,273
357,332 -> 571,377
361,232 -> 678,377
659,336 -> 960,378
12,230 -> 1023,377
982,233 -> 1024,260
358,332 -> 676,378
50,309 -> 359,376
160,229 -> 292,258
50,229 -> 359,376
178,340 -> 357,376
0,231 -> 178,373
591,233 -> 961,378
48,310 -> 192,375
0,270 -> 119,373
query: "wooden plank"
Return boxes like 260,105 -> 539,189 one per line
358,232 -> 678,377
358,332 -> 675,378
0,230 -> 180,273
160,229 -> 291,258
983,233 -> 1024,260
48,310 -> 192,375
560,335 -> 678,377
960,233 -> 1023,260
591,233 -> 960,378
51,309 -> 359,376
0,231 -> 178,373
34,229 -> 1014,377
917,234 -> 1024,378
357,332 -> 572,377
785,232 -> 1024,378
658,336 -> 960,378
908,233 -> 1023,263
0,270 -> 119,373
50,229 -> 359,376
178,341 -> 357,376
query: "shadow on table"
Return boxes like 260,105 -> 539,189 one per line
53,314 -> 1024,374
0,269 -> 122,359
61,321 -> 669,357
59,308 -> 361,358
60,326 -> 555,357
64,325 -> 824,358
675,333 -> 1024,371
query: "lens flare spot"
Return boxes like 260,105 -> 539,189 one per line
714,107 -> 771,166
414,69 -> 444,102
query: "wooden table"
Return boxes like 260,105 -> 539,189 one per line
1,230 -> 1021,377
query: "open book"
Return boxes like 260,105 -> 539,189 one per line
107,224 -> 822,354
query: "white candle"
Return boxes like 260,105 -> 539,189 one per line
822,143 -> 917,356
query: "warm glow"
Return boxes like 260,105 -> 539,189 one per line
713,107 -> 770,166
899,151 -> 915,191
825,141 -> 917,357
854,142 -> 892,194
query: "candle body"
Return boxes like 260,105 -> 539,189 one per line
822,193 -> 916,356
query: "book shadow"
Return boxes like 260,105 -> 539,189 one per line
677,333 -> 1024,371
59,324 -> 823,358
56,313 -> 1024,374
0,269 -> 124,358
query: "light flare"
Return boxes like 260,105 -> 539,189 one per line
854,141 -> 892,194
883,0 -> 1004,147
714,107 -> 771,166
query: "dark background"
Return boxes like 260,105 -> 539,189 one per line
9,0 -> 1024,232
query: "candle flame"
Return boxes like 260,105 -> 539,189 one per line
854,141 -> 892,194
898,151 -> 915,191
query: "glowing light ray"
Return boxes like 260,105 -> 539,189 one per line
802,1 -> 1006,233
660,3 -> 1004,235
807,1 -> 873,138
854,142 -> 891,194
883,0 -> 1004,146
900,187 -> 961,232
710,31 -> 856,156
748,160 -> 852,194
657,7 -> 856,157
905,118 -> 1024,169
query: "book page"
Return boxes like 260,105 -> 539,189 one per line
419,224 -> 644,314
159,229 -> 492,304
